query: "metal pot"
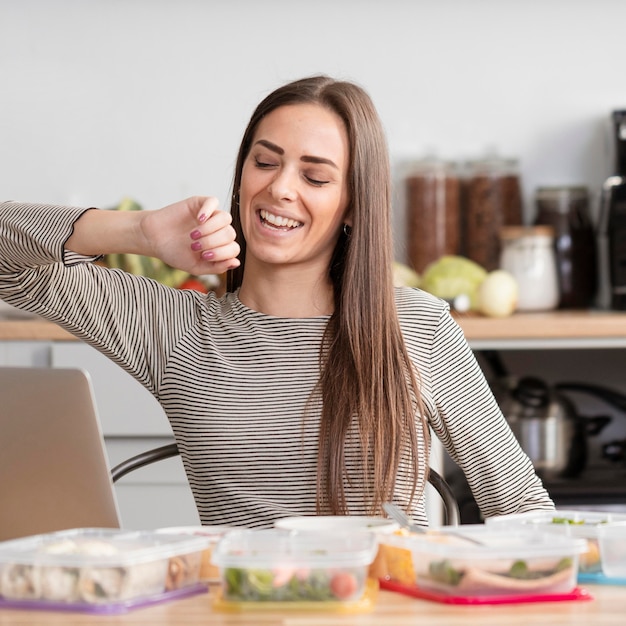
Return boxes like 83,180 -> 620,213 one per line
479,351 -> 622,479
498,376 -> 611,479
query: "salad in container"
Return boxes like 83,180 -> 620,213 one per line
211,529 -> 378,611
377,525 -> 587,599
486,509 -> 626,574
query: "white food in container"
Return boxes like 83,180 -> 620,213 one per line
0,528 -> 211,606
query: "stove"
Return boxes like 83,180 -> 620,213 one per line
447,465 -> 626,524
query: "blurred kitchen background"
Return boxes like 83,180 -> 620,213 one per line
1,0 -> 624,250
2,0 -> 626,526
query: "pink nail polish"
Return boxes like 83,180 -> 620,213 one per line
201,250 -> 215,260
191,241 -> 202,251
190,229 -> 202,240
198,213 -> 207,223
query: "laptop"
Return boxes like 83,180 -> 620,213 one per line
0,366 -> 121,541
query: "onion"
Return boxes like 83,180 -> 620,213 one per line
477,270 -> 518,318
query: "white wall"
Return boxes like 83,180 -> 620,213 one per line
2,0 -> 625,260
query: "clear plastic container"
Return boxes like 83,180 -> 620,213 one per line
378,525 -> 586,598
486,509 -> 626,574
405,157 -> 461,274
274,516 -> 399,581
211,529 -> 378,608
500,225 -> 559,311
596,521 -> 626,578
155,525 -> 234,583
0,528 -> 211,612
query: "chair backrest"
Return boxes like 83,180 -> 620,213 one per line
111,443 -> 460,526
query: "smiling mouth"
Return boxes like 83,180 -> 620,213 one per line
259,209 -> 303,231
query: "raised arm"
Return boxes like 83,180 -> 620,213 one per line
66,196 -> 240,276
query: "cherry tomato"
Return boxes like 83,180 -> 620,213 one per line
178,278 -> 208,292
329,572 -> 358,600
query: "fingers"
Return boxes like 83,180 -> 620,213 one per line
195,196 -> 220,223
189,205 -> 240,271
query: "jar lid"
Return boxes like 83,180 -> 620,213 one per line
535,186 -> 588,211
500,225 -> 554,240
466,156 -> 519,176
405,156 -> 458,176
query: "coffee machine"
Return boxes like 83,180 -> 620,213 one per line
598,110 -> 626,310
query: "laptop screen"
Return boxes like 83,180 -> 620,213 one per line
0,366 -> 121,541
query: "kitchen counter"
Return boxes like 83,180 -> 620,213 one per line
0,585 -> 624,625
2,309 -> 626,346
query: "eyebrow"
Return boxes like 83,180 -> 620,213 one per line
254,139 -> 339,169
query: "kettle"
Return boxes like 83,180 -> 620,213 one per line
497,376 -> 611,479
481,351 -> 623,479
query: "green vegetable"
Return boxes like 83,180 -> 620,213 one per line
552,517 -> 586,525
420,256 -> 487,310
428,559 -> 463,586
222,567 -> 362,602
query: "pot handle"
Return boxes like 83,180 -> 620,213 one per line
584,415 -> 612,436
555,382 -> 626,414
602,439 -> 626,463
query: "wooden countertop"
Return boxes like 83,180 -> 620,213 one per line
0,585 -> 623,625
1,310 -> 626,343
453,309 -> 626,341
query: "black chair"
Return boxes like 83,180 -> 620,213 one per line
111,443 -> 461,526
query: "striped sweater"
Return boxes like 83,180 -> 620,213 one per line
0,201 -> 554,527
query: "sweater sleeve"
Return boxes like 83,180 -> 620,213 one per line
426,306 -> 555,518
0,201 -> 199,397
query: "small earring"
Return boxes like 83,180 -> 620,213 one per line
343,223 -> 352,237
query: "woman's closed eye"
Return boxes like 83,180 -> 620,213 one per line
305,173 -> 330,187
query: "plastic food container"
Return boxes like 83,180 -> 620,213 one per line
597,521 -> 626,578
274,515 -> 398,581
486,509 -> 626,574
0,528 -> 212,612
211,529 -> 378,610
378,525 -> 587,599
155,525 -> 233,583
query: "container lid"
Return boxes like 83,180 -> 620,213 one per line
0,528 -> 212,567
535,186 -> 589,213
274,515 -> 399,534
405,156 -> 458,177
211,529 -> 378,569
486,510 -> 626,538
500,225 -> 554,240
382,524 -> 588,559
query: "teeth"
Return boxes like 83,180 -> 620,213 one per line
260,209 -> 301,229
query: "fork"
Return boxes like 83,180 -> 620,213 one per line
383,502 -> 483,545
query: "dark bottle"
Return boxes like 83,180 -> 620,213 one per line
534,186 -> 597,309
598,110 -> 626,310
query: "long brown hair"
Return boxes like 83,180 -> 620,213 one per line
227,75 -> 428,514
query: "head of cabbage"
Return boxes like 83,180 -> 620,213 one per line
420,255 -> 487,310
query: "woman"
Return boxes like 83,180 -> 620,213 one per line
0,75 -> 553,528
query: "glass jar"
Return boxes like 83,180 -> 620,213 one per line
464,157 -> 523,271
500,225 -> 559,311
534,186 -> 597,309
405,157 -> 460,274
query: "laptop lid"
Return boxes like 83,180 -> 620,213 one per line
0,366 -> 121,541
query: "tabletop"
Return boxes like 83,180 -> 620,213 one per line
0,585 -> 624,626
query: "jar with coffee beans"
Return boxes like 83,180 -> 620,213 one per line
405,157 -> 461,274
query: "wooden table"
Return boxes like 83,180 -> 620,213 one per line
0,585 -> 624,625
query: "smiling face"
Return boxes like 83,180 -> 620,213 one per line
239,103 -> 351,278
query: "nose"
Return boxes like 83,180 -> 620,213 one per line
268,167 -> 298,202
